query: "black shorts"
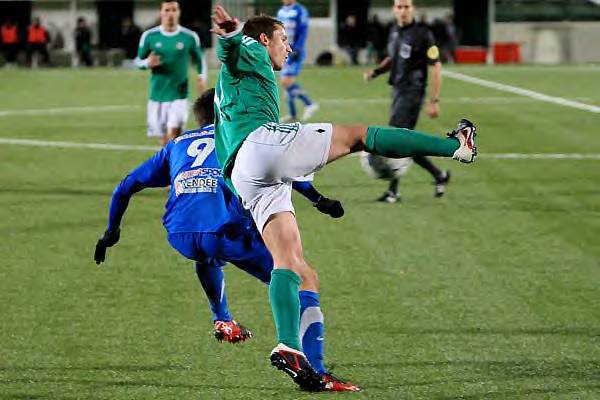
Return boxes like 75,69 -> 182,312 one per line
389,87 -> 425,129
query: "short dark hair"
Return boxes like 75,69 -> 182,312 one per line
161,0 -> 179,7
242,15 -> 284,42
193,88 -> 215,126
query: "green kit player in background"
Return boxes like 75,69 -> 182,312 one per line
212,5 -> 477,392
136,0 -> 207,144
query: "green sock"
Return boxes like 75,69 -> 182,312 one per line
269,268 -> 302,350
365,126 -> 459,158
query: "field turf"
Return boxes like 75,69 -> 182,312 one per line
0,65 -> 599,399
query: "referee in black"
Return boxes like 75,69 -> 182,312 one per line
364,0 -> 450,203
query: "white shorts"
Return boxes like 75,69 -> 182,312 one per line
231,122 -> 333,233
293,173 -> 314,182
146,99 -> 188,137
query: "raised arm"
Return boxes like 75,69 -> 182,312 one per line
212,5 -> 242,68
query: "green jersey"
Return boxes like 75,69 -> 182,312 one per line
214,32 -> 280,177
137,25 -> 206,102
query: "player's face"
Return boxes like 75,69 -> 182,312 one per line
266,27 -> 291,71
282,0 -> 295,5
160,2 -> 181,27
393,0 -> 415,26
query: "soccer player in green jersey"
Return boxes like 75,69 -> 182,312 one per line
136,0 -> 207,145
212,5 -> 477,391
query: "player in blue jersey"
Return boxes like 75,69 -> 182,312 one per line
94,89 -> 266,343
93,89 -> 357,391
277,0 -> 319,122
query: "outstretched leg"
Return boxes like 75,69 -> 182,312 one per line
327,119 -> 477,164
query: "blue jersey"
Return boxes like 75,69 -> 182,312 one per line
107,124 -> 250,234
277,2 -> 309,52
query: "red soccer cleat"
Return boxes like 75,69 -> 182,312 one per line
213,320 -> 253,344
323,372 -> 361,392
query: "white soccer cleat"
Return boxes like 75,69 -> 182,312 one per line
448,119 -> 477,163
301,103 -> 319,121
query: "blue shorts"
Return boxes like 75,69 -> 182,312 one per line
281,50 -> 305,77
167,230 -> 273,284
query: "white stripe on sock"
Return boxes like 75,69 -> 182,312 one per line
299,306 -> 324,341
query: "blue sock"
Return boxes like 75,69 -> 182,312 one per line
299,290 -> 326,375
292,180 -> 322,203
195,262 -> 231,322
289,82 -> 313,106
285,86 -> 297,119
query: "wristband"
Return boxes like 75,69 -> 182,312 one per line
372,67 -> 386,77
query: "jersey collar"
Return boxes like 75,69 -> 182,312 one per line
398,20 -> 416,31
159,25 -> 181,36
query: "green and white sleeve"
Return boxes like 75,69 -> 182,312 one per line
134,30 -> 152,69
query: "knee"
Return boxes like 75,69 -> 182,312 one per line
298,265 -> 319,288
349,124 -> 369,153
283,254 -> 319,288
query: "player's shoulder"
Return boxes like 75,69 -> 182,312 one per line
174,124 -> 215,144
416,22 -> 433,35
139,26 -> 161,44
276,6 -> 285,18
179,26 -> 201,45
296,2 -> 309,14
240,35 -> 260,49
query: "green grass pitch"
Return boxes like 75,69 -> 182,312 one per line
0,65 -> 599,399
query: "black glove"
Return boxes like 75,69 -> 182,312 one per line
94,228 -> 121,265
314,197 -> 344,219
289,49 -> 301,63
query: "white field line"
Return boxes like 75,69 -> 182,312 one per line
0,137 -> 599,160
1,93 -> 597,118
0,137 -> 160,151
443,70 -> 600,114
481,153 -> 600,160
0,104 -> 141,117
319,96 -> 595,104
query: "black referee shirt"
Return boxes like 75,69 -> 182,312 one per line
387,20 -> 440,89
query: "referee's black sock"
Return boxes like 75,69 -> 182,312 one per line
388,178 -> 399,194
413,155 -> 444,181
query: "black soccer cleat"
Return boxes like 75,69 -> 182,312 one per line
434,170 -> 451,198
270,344 -> 326,391
376,190 -> 400,203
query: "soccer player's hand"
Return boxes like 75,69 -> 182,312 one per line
427,100 -> 440,118
314,197 -> 345,219
147,52 -> 161,68
197,77 -> 206,94
94,228 -> 121,265
211,5 -> 240,36
363,70 -> 376,82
